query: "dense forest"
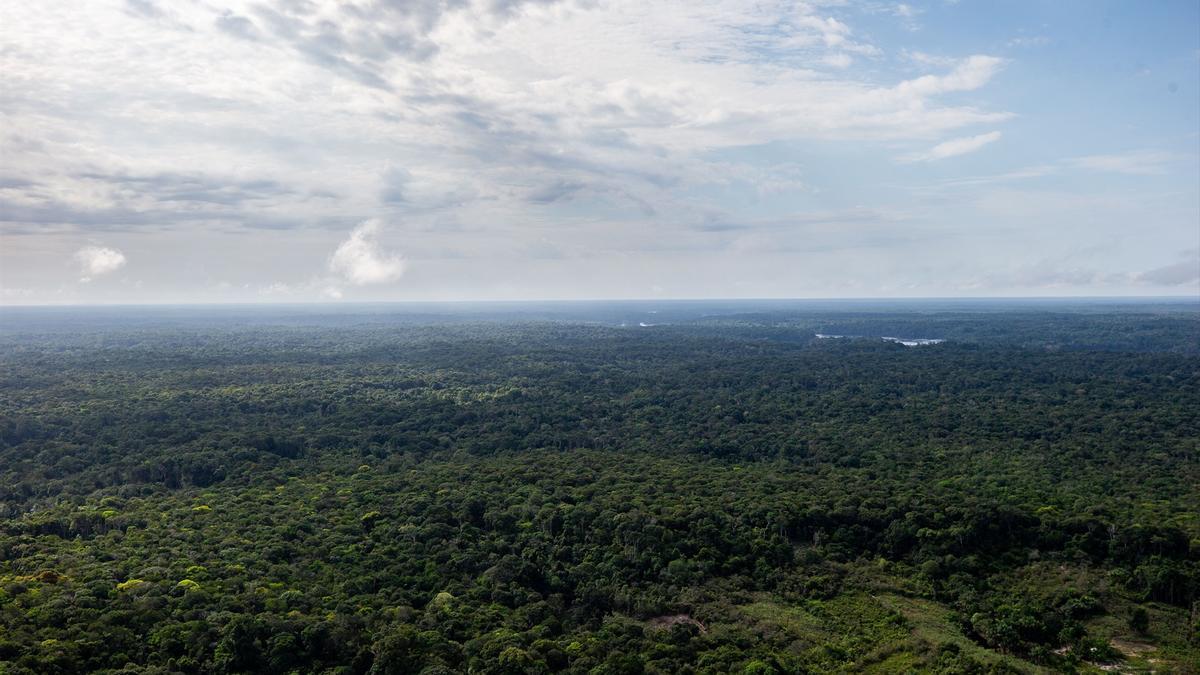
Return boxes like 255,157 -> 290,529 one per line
0,301 -> 1197,674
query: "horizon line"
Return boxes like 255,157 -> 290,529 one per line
2,294 -> 1198,310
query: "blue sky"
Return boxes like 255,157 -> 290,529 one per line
1,0 -> 1197,303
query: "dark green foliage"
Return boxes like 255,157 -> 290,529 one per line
0,303 -> 1197,673
1129,607 -> 1150,634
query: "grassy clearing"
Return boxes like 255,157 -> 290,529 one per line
998,562 -> 1199,672
873,593 -> 1046,673
740,593 -> 931,671
1081,600 -> 1199,673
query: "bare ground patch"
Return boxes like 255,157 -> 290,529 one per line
646,614 -> 707,634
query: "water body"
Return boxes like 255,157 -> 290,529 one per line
881,337 -> 946,347
816,333 -> 944,346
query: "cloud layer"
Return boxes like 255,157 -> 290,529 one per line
0,0 -> 1197,302
0,0 -> 1013,241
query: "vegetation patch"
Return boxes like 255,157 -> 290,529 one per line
0,310 -> 1197,673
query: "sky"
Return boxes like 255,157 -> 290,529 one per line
1,0 -> 1198,304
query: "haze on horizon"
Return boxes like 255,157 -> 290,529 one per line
1,0 -> 1198,305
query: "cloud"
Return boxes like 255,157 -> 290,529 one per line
821,53 -> 853,69
903,50 -> 956,68
329,220 -> 405,285
0,170 -> 308,234
1007,35 -> 1050,48
215,12 -> 260,41
0,2 -> 1017,247
893,56 -> 1006,98
792,15 -> 853,48
258,281 -> 293,296
380,167 -> 411,204
28,1 -> 1188,304
1067,151 -> 1174,175
905,131 -> 1002,162
976,254 -> 1200,291
527,180 -> 587,204
74,245 -> 126,282
932,149 -> 1182,187
124,0 -> 163,19
1137,256 -> 1200,285
891,3 -> 922,31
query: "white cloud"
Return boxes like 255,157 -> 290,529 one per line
894,56 -> 1007,98
1,286 -> 37,300
821,52 -> 853,69
2,0 -> 1017,303
329,220 -> 405,285
0,3 -> 1014,241
932,149 -> 1184,188
903,50 -> 956,68
74,245 -> 126,282
21,1 -> 1190,303
892,3 -> 922,31
1067,150 -> 1174,175
258,282 -> 294,296
792,14 -> 853,48
1007,35 -> 1050,48
905,131 -> 1002,162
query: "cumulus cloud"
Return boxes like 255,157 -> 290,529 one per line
74,245 -> 126,282
905,131 -> 1002,162
329,220 -> 405,285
